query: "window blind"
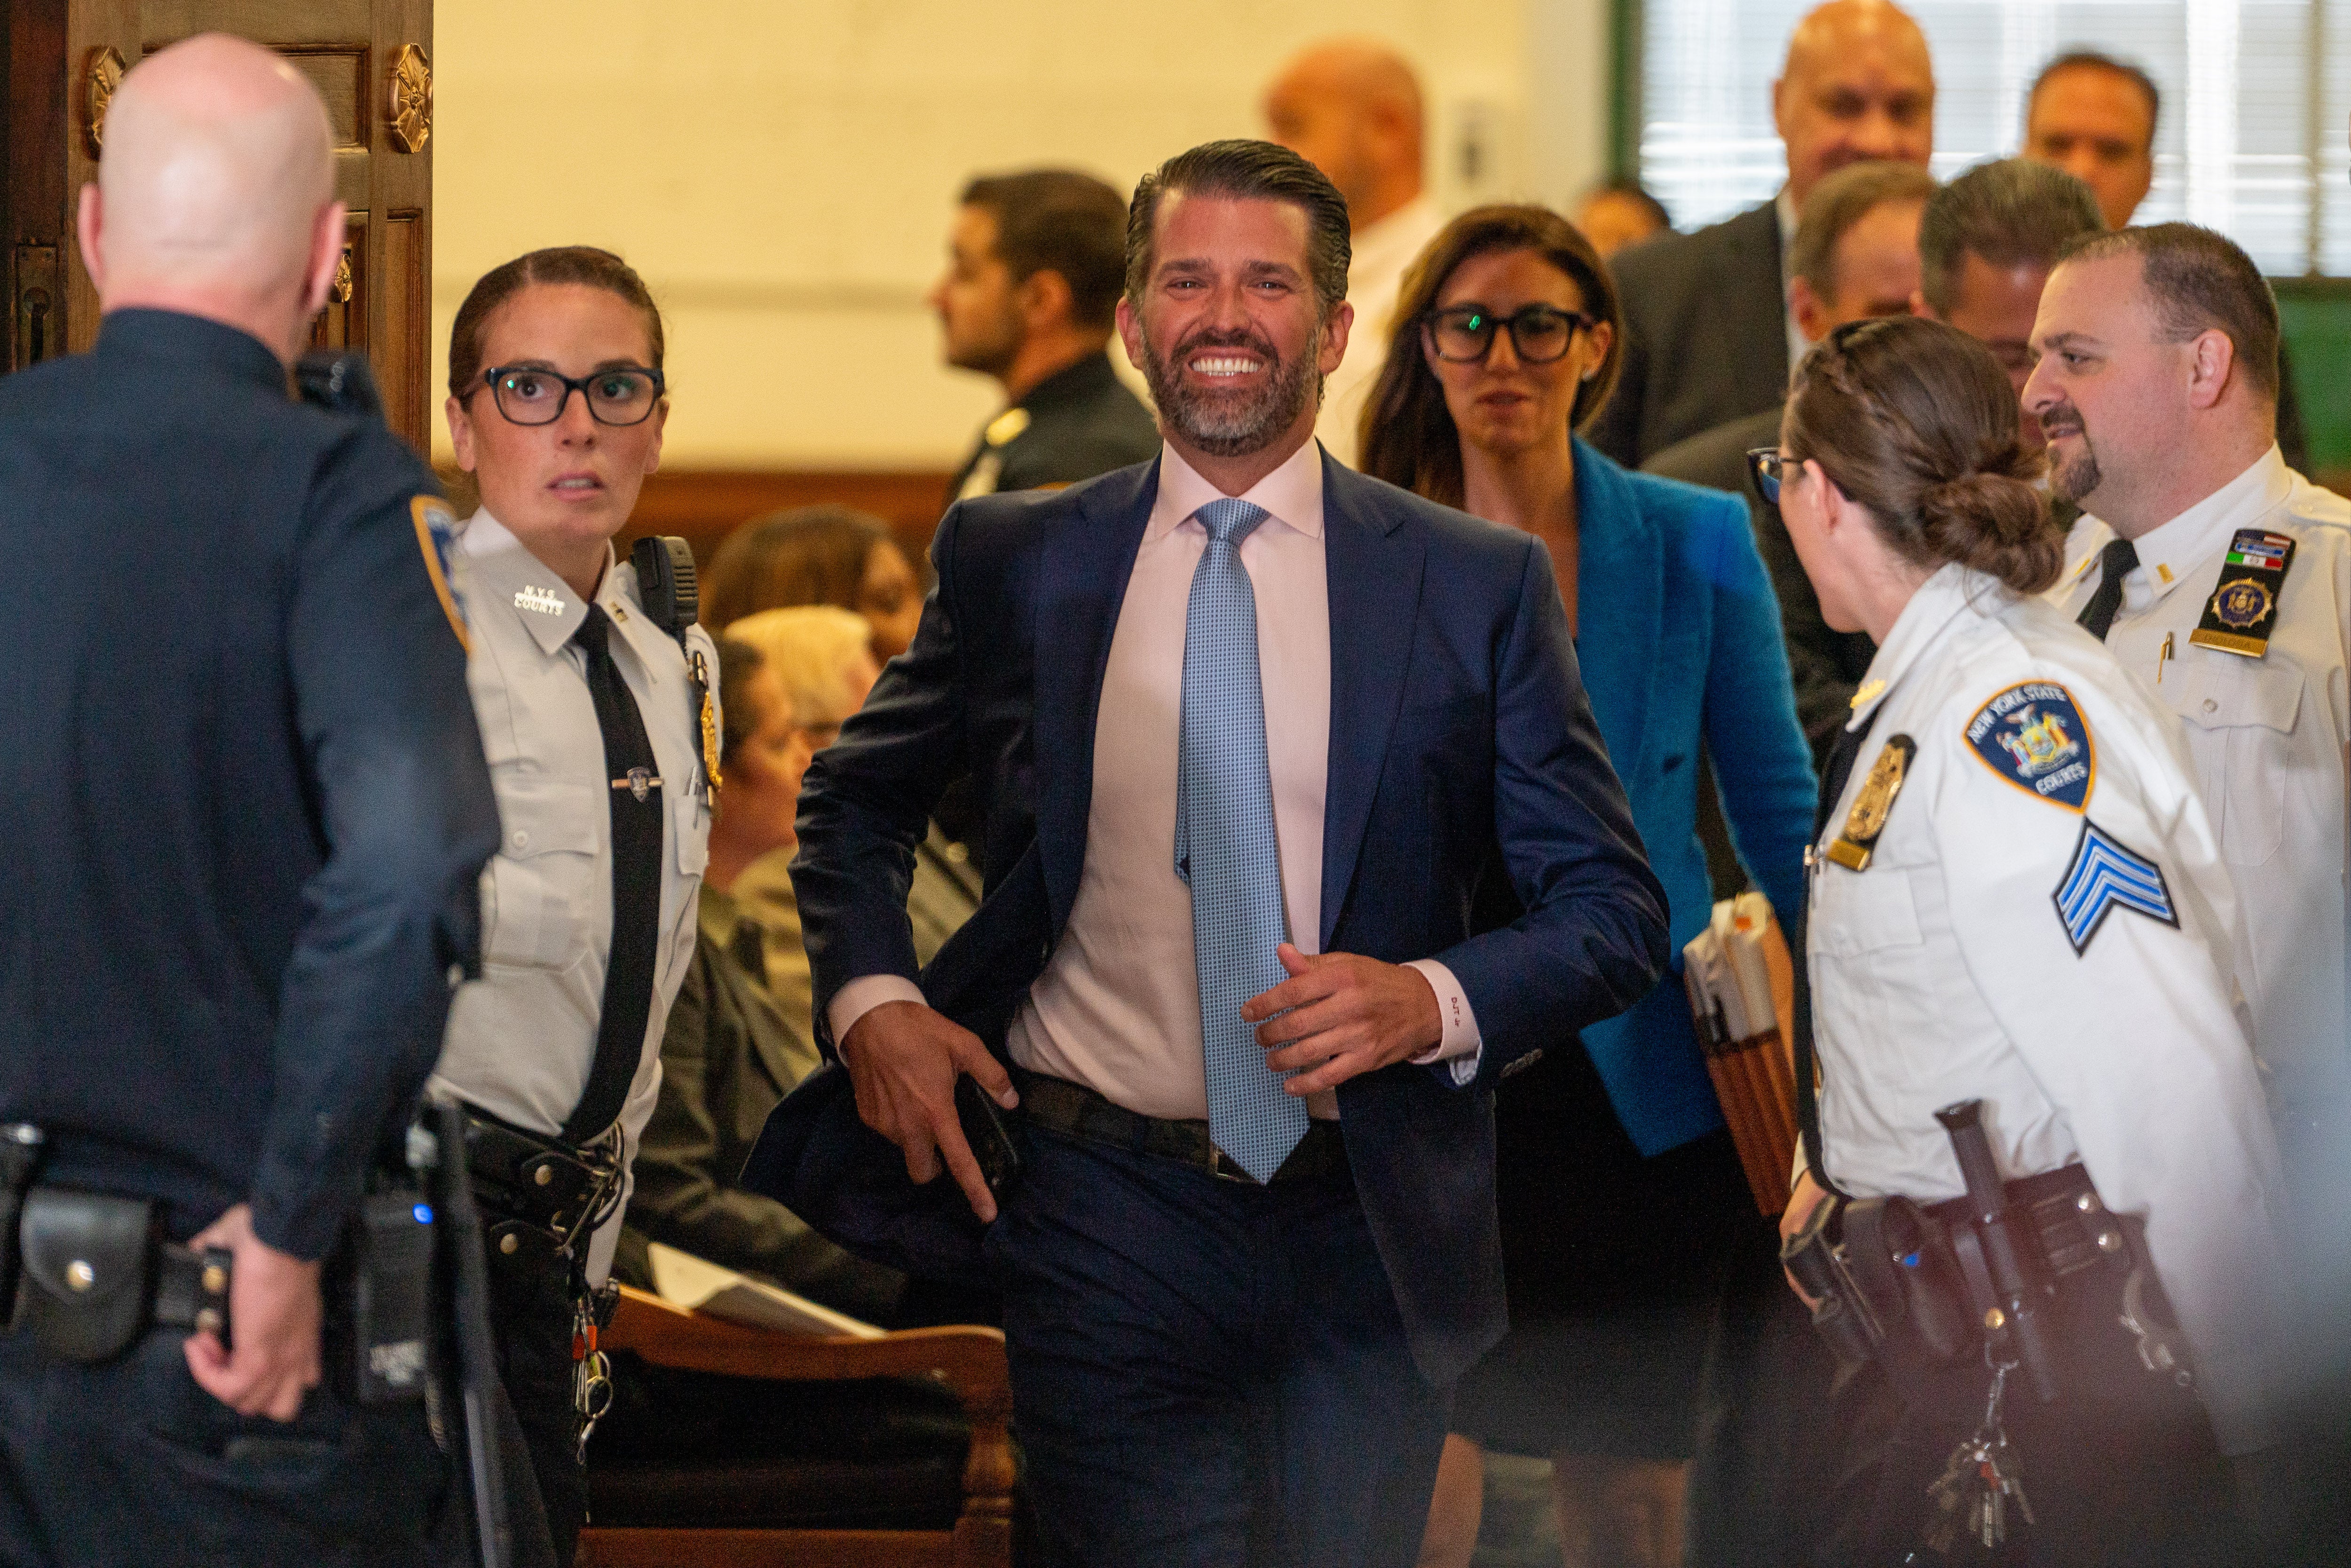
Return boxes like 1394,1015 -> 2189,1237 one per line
1638,0 -> 2348,276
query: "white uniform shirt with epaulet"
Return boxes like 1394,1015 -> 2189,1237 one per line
430,508 -> 716,1283
2053,447 -> 2351,1118
1809,562 -> 2284,1454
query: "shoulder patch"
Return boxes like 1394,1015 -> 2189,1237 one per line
2053,819 -> 2178,953
409,496 -> 469,653
1964,681 -> 2092,811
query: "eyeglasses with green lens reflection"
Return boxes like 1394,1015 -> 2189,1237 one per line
1425,304 -> 1597,365
478,364 -> 666,427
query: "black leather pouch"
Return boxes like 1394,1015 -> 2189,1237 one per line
17,1189 -> 158,1363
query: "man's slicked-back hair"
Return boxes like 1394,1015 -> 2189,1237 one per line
2058,223 -> 2281,402
2029,50 -> 2162,146
959,169 -> 1131,331
1124,139 -> 1352,314
1788,160 -> 1940,297
1919,158 -> 2105,315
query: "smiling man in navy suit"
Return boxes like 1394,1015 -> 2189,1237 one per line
787,140 -> 1668,1567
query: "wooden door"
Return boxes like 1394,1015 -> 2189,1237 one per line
2,0 -> 436,450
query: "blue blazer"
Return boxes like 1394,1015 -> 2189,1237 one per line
760,451 -> 1670,1387
1568,439 -> 1816,1154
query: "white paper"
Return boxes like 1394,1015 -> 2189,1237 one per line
644,1241 -> 884,1339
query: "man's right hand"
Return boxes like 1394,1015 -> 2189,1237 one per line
181,1203 -> 323,1421
839,1000 -> 1018,1223
1779,1169 -> 1831,1309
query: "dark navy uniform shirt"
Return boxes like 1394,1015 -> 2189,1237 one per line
946,350 -> 1160,504
0,309 -> 499,1261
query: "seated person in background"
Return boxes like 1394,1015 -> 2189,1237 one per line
703,503 -> 924,661
1645,159 -> 1934,761
718,608 -> 884,1027
1575,179 -> 1673,259
709,504 -> 997,871
613,636 -> 908,1324
932,168 -> 1161,504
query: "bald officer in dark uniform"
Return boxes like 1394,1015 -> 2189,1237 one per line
0,36 -> 497,1568
933,169 -> 1161,503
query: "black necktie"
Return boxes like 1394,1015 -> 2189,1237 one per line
2075,537 -> 2140,642
1792,702 -> 1884,1190
565,604 -> 665,1142
729,916 -> 769,990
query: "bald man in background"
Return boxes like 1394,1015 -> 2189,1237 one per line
1590,0 -> 1934,467
1265,38 -> 1445,466
0,33 -> 496,1568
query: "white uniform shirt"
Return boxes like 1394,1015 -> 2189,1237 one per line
431,509 -> 716,1283
1313,194 -> 1446,469
2054,448 -> 2351,1118
1809,562 -> 2285,1453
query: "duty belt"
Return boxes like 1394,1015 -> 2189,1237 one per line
457,1103 -> 623,1267
1924,1162 -> 2126,1280
1010,1067 -> 1349,1185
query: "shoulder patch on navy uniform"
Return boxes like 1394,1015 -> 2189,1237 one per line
1964,681 -> 2093,811
2053,819 -> 2178,953
409,496 -> 468,653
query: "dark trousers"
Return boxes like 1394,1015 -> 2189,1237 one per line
455,1246 -> 586,1568
0,1322 -> 444,1568
1820,1270 -> 2244,1568
986,1124 -> 1448,1568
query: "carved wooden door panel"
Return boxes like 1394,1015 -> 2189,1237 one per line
3,0 -> 436,450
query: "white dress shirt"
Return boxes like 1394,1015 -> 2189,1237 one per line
832,439 -> 1481,1128
1315,194 -> 1447,469
432,508 -> 716,1283
2054,448 -> 2351,1118
1810,563 -> 2284,1454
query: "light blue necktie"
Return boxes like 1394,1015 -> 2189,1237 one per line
1175,498 -> 1308,1182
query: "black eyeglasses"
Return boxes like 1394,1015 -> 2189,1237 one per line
1745,448 -> 1797,505
1425,305 -> 1597,364
477,364 -> 666,427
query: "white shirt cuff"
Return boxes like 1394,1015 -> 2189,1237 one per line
828,974 -> 927,1048
1403,960 -> 1483,1086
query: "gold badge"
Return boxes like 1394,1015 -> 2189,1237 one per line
693,648 -> 721,793
984,407 -> 1032,448
1826,734 -> 1916,871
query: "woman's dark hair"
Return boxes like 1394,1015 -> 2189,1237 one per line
714,637 -> 763,766
1356,205 -> 1625,508
1784,316 -> 2058,595
447,245 -> 666,401
702,504 -> 911,631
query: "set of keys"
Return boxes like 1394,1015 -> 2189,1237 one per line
1925,1358 -> 2036,1553
570,1286 -> 617,1459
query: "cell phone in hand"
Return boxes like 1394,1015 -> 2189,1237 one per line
954,1074 -> 1023,1198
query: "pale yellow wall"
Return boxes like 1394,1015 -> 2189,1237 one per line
432,0 -> 1609,469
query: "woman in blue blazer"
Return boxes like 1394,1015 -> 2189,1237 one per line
1361,205 -> 1815,1566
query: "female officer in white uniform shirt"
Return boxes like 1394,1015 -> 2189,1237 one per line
431,247 -> 714,1568
1756,318 -> 2285,1565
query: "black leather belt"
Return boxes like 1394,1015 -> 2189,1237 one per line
1926,1162 -> 2121,1279
457,1103 -> 621,1265
1010,1068 -> 1348,1185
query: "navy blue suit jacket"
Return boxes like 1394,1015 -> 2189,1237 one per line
767,449 -> 1668,1385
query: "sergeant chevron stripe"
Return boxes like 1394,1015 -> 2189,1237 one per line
2053,819 -> 2178,954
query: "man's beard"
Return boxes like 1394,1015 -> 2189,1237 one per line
2040,398 -> 2102,501
1138,321 -> 1321,457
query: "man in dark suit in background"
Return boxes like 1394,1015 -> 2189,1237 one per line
781,140 -> 1669,1566
2022,49 -> 2309,473
1644,159 -> 1933,760
933,169 -> 1162,504
1590,0 -> 1934,468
